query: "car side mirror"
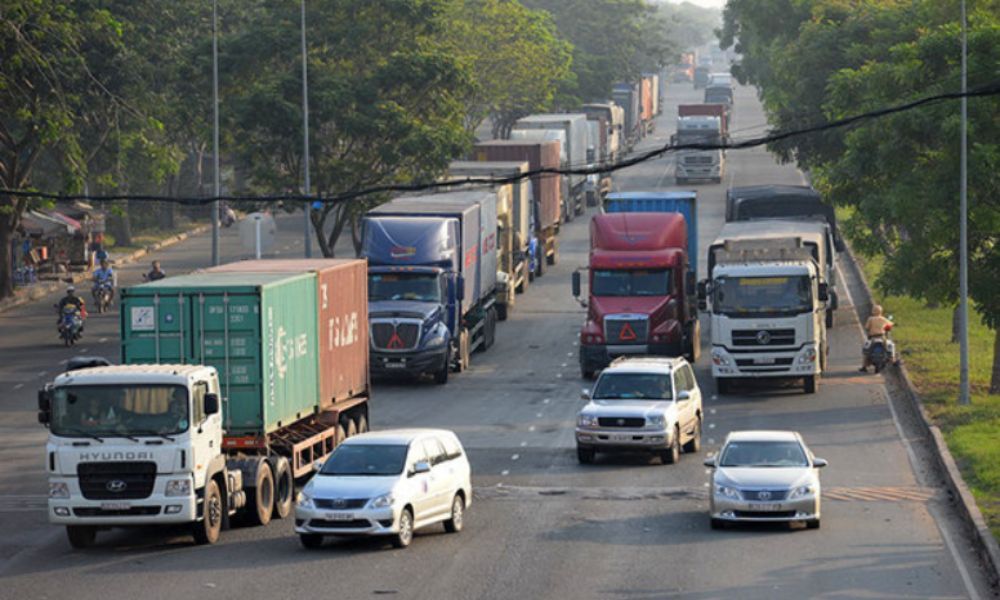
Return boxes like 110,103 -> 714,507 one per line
411,461 -> 431,477
703,457 -> 716,468
313,460 -> 325,472
817,282 -> 829,303
204,393 -> 220,416
571,271 -> 581,298
677,390 -> 691,401
813,457 -> 828,468
581,388 -> 591,401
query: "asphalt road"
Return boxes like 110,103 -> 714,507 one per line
0,82 -> 994,600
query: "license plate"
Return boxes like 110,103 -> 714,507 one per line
325,512 -> 355,521
751,503 -> 784,512
100,502 -> 131,511
610,434 -> 632,442
753,357 -> 776,365
384,361 -> 406,369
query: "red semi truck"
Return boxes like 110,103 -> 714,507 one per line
572,212 -> 700,379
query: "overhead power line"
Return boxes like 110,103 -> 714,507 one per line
4,80 -> 1000,206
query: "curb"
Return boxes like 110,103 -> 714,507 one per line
0,224 -> 211,315
840,240 -> 1000,587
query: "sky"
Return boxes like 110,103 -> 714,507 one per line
663,0 -> 726,8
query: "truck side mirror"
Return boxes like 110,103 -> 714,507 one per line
818,282 -> 830,303
204,393 -> 220,416
456,276 -> 465,302
829,291 -> 838,310
37,389 -> 51,425
571,271 -> 581,297
685,271 -> 696,294
697,280 -> 708,301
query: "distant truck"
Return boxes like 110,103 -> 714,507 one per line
573,192 -> 700,378
362,191 -> 499,384
512,113 -> 590,221
725,184 -> 846,251
474,139 -> 562,276
699,237 -> 831,395
694,66 -> 711,89
447,160 -> 534,316
40,263 -> 371,547
612,82 -> 643,148
640,75 -> 655,134
673,104 -> 727,184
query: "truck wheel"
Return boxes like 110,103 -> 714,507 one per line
496,302 -> 508,322
804,375 -> 818,394
826,309 -> 834,329
336,423 -> 347,444
193,479 -> 223,544
518,268 -> 530,292
300,534 -> 324,549
716,378 -> 730,395
356,414 -> 369,434
482,308 -> 497,351
66,525 -> 97,549
534,247 -> 545,278
563,199 -> 574,223
577,446 -> 595,464
547,248 -> 558,266
270,456 -> 294,520
434,357 -> 449,384
460,330 -> 471,370
685,320 -> 701,363
247,459 -> 275,527
345,417 -> 358,438
581,367 -> 594,380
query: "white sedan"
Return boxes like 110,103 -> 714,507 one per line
295,429 -> 472,549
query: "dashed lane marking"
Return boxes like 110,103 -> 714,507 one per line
12,383 -> 23,390
0,495 -> 47,512
99,338 -> 108,343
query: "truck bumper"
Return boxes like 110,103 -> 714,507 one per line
676,164 -> 721,180
710,344 -> 820,379
579,342 -> 682,374
371,347 -> 449,378
48,479 -> 198,526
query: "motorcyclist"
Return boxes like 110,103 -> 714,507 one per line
92,259 -> 116,299
146,260 -> 166,281
56,286 -> 87,330
859,304 -> 893,372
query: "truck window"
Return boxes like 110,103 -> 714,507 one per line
592,269 -> 670,297
368,273 -> 441,303
713,275 -> 813,318
192,381 -> 208,425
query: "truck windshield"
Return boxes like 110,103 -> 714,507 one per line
713,275 -> 812,317
676,131 -> 722,146
592,373 -> 673,400
592,269 -> 670,297
320,444 -> 408,476
49,385 -> 189,438
369,273 -> 441,303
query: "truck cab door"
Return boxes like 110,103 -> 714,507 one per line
189,381 -> 217,485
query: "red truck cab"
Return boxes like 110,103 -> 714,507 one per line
573,213 -> 698,379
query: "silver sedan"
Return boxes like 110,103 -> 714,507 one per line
705,430 -> 827,529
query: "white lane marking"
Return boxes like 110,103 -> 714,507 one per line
528,425 -> 536,432
567,352 -> 574,357
535,413 -> 543,418
710,408 -> 717,415
98,338 -> 108,343
501,470 -> 510,476
520,441 -> 527,447
708,438 -> 715,445
511,454 -> 520,461
13,384 -> 23,390
58,359 -> 68,365
556,373 -> 563,379
708,423 -> 716,429
703,482 -> 710,487
711,395 -> 717,401
543,398 -> 550,404
78,349 -> 87,354
560,363 -> 568,368
37,371 -> 47,377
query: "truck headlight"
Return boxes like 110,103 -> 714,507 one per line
577,414 -> 598,428
49,482 -> 69,499
715,485 -> 742,500
711,349 -> 730,366
798,347 -> 817,364
369,493 -> 395,509
788,485 -> 814,499
296,491 -> 314,509
165,479 -> 191,497
424,334 -> 446,349
647,415 -> 666,428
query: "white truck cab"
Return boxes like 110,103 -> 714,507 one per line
674,115 -> 724,184
700,239 -> 830,394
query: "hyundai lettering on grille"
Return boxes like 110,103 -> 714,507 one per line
105,479 -> 128,493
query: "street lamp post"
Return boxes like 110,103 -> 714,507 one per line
211,0 -> 221,266
301,0 -> 313,258
958,0 -> 970,405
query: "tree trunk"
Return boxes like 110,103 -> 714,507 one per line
991,329 -> 1000,395
951,304 -> 961,344
351,214 -> 363,257
107,203 -> 133,247
0,220 -> 14,300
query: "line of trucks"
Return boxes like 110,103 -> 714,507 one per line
572,184 -> 842,397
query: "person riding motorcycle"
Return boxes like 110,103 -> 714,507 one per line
145,260 -> 166,281
859,304 -> 893,372
92,259 -> 116,300
56,286 -> 87,331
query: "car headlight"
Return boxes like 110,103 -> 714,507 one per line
296,490 -> 314,509
715,485 -> 742,500
577,414 -> 598,428
165,479 -> 191,497
647,415 -> 665,428
49,482 -> 69,499
369,493 -> 395,509
788,484 -> 814,499
711,349 -> 730,366
798,347 -> 817,364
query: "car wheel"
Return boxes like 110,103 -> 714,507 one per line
804,375 -> 818,394
300,534 -> 324,549
547,248 -> 558,266
581,368 -> 594,380
710,518 -> 727,530
683,417 -> 702,453
663,427 -> 681,465
806,519 -> 821,530
193,479 -> 223,544
443,494 -> 465,533
66,525 -> 97,549
577,446 -> 595,464
392,508 -> 414,549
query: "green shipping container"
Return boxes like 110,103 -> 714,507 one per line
120,272 -> 321,437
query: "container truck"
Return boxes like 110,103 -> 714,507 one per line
508,128 -> 573,223
725,184 -> 846,251
572,204 -> 700,379
612,82 -> 643,148
361,191 -> 499,384
582,103 -> 624,162
39,266 -> 371,548
698,237 -> 831,395
640,76 -> 655,134
474,139 -> 561,275
447,160 -> 533,317
512,113 -> 590,220
673,104 -> 728,184
583,114 -> 611,207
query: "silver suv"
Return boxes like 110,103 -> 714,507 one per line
575,356 -> 703,465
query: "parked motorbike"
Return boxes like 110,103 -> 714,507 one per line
93,281 -> 114,313
57,306 -> 84,347
869,317 -> 896,373
219,204 -> 237,228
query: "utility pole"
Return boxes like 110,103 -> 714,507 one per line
301,0 -> 313,258
958,0 -> 970,405
211,0 -> 221,266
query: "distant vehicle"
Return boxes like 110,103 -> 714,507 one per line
694,66 -> 711,89
708,73 -> 733,87
705,430 -> 827,530
673,106 -> 727,184
295,429 -> 472,549
725,184 -> 846,251
575,357 -> 702,465
704,84 -> 734,108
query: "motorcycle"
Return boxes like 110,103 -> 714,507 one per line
93,281 -> 114,313
57,306 -> 84,347
868,317 -> 897,373
219,204 -> 237,228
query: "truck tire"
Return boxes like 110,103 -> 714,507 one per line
336,423 -> 347,444
517,268 -> 529,293
434,355 -> 449,384
246,458 -> 275,527
804,375 -> 818,394
193,479 -> 223,544
684,320 -> 701,363
345,417 -> 358,438
826,309 -> 834,329
356,414 -> 369,434
66,525 -> 97,549
270,456 -> 294,520
563,198 -> 574,223
716,378 -> 730,395
534,247 -> 545,278
496,301 -> 508,322
547,248 -> 558,266
481,308 -> 497,351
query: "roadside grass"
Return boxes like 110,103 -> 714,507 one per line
104,222 -> 200,256
842,214 -> 1000,539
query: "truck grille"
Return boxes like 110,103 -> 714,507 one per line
598,417 -> 646,428
77,462 -> 156,500
371,320 -> 420,351
604,317 -> 648,344
732,329 -> 796,347
73,506 -> 161,517
684,155 -> 713,165
735,357 -> 794,367
314,498 -> 369,510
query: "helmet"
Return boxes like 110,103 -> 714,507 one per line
872,304 -> 883,316
67,285 -> 76,293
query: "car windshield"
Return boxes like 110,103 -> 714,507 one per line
592,373 -> 673,400
320,444 -> 408,476
592,269 -> 670,297
50,385 -> 189,437
719,441 -> 809,467
369,273 -> 440,303
713,275 -> 812,317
